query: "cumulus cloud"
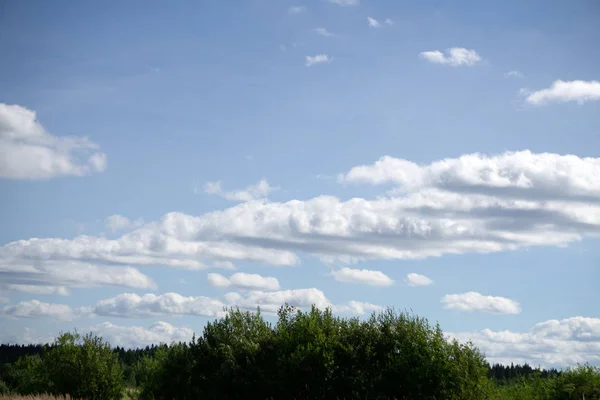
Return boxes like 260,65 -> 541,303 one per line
94,292 -> 226,318
203,179 -> 275,202
2,300 -> 90,321
93,288 -> 380,318
332,267 -> 394,286
420,48 -> 481,66
313,28 -> 334,37
207,272 -> 280,291
404,273 -> 433,287
105,215 -> 144,233
3,150 -> 600,285
90,321 -> 194,348
441,292 -> 521,314
288,6 -> 306,14
328,0 -> 359,5
0,104 -> 107,180
449,317 -> 600,367
306,54 -> 332,67
525,80 -> 600,106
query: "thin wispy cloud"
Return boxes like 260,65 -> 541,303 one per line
367,17 -> 381,28
305,54 -> 332,67
313,27 -> 334,37
328,0 -> 359,6
420,48 -> 482,67
202,179 -> 276,202
505,70 -> 523,78
288,6 -> 306,14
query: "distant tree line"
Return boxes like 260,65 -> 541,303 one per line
0,305 -> 598,399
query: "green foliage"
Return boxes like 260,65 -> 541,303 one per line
3,308 -> 599,400
137,305 -> 493,399
3,331 -> 123,400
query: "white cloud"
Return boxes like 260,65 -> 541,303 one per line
449,317 -> 600,367
3,284 -> 70,296
367,17 -> 381,28
4,150 -> 600,280
203,179 -> 275,202
384,18 -> 394,25
332,267 -> 394,286
0,258 -> 156,295
105,214 -> 144,233
288,6 -> 306,14
405,273 -> 433,287
525,80 -> 600,106
90,321 -> 194,348
505,70 -> 523,78
420,48 -> 481,66
305,54 -> 332,67
328,0 -> 359,6
441,292 -> 521,314
208,272 -> 280,291
313,28 -> 334,37
94,289 -> 379,318
2,300 -> 90,321
0,104 -> 107,180
94,292 -> 226,318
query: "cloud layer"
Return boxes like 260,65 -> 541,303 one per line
3,150 -> 600,295
0,104 -> 107,180
441,292 -> 521,314
450,317 -> 600,367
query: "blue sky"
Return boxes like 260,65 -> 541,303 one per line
1,0 -> 600,367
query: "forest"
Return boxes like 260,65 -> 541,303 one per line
0,306 -> 598,399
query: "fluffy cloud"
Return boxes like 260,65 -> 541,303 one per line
441,292 -> 521,314
105,215 -> 144,233
404,273 -> 433,287
93,288 -> 380,318
449,317 -> 600,367
328,0 -> 359,6
306,55 -> 332,67
525,80 -> 600,106
2,300 -> 90,321
90,321 -> 194,348
3,284 -> 70,296
288,6 -> 306,14
208,272 -> 280,291
203,179 -> 275,202
0,104 -> 107,180
420,48 -> 481,66
332,267 -> 394,286
313,28 -> 334,37
94,292 -> 226,318
3,150 -> 600,286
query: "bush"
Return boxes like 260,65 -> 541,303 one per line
4,332 -> 123,400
